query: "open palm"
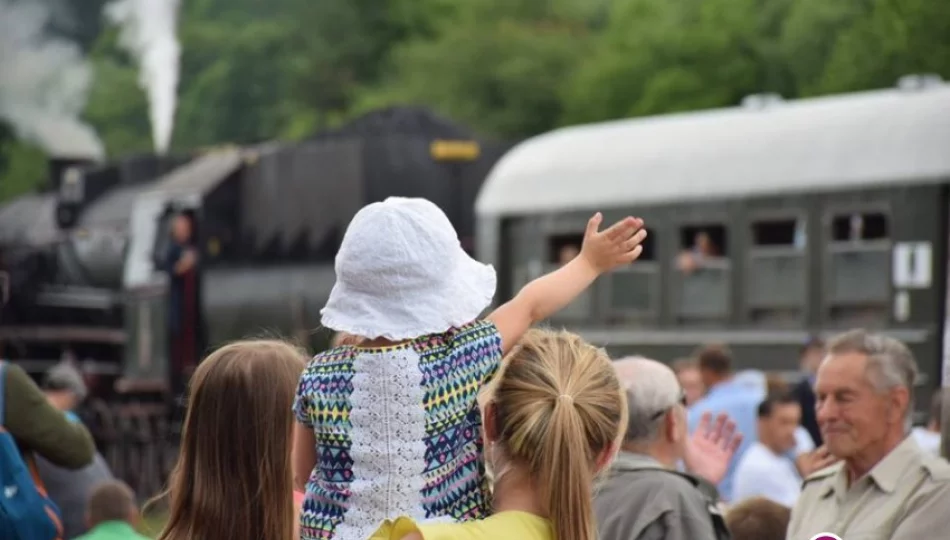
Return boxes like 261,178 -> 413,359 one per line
684,412 -> 742,485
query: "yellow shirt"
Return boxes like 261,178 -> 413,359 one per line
370,511 -> 554,540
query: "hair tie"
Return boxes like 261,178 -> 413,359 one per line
558,394 -> 574,405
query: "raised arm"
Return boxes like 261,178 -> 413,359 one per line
487,213 -> 646,353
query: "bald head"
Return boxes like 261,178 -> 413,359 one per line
614,356 -> 682,444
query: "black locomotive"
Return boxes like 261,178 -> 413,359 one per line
0,106 -> 512,497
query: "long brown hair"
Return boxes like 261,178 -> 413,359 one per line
485,329 -> 627,540
155,340 -> 308,540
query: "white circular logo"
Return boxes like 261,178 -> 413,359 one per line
808,534 -> 842,540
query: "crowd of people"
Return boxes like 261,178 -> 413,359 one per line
3,197 -> 950,540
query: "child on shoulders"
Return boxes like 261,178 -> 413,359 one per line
292,197 -> 646,539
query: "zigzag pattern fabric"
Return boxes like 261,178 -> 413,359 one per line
293,320 -> 503,540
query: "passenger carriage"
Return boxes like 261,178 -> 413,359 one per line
475,76 -> 950,422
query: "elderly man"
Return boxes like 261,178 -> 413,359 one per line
787,329 -> 950,540
595,356 -> 741,540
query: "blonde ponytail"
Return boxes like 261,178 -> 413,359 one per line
489,329 -> 626,540
541,396 -> 597,540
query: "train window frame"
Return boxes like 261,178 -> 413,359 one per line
671,218 -> 733,324
744,210 -> 809,326
599,261 -> 662,320
600,218 -> 660,320
539,215 -> 600,321
541,212 -> 660,321
820,202 -> 893,326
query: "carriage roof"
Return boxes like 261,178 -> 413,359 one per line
475,82 -> 950,216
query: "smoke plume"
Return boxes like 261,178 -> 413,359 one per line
106,0 -> 181,154
0,0 -> 105,159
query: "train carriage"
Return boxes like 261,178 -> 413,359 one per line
475,76 -> 950,422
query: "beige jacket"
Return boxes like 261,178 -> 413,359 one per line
787,435 -> 950,540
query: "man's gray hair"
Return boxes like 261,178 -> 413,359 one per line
826,329 -> 918,427
613,356 -> 682,444
43,362 -> 88,401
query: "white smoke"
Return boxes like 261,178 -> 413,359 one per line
0,0 -> 105,159
106,0 -> 181,154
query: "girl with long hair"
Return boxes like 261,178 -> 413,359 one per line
372,329 -> 628,540
155,340 -> 308,540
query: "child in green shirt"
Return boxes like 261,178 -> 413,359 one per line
75,481 -> 151,540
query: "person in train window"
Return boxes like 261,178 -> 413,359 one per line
291,197 -> 647,540
558,244 -> 580,266
677,231 -> 718,274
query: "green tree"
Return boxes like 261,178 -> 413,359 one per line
814,0 -> 950,93
0,122 -> 47,202
84,31 -> 153,157
358,0 -> 601,137
778,0 -> 868,96
562,0 -> 799,125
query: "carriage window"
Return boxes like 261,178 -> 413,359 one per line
549,227 -> 656,263
548,234 -> 583,265
547,232 -> 593,320
604,228 -> 658,318
753,218 -> 806,248
633,228 -> 657,261
826,211 -> 890,325
747,218 -> 807,325
673,224 -> 730,323
680,225 -> 727,256
831,212 -> 888,242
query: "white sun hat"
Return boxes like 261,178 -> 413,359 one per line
320,197 -> 497,340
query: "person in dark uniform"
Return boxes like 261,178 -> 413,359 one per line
164,212 -> 201,404
790,338 -> 825,446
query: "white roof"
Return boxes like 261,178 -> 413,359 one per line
476,84 -> 950,216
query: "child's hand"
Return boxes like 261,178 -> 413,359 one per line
580,213 -> 646,273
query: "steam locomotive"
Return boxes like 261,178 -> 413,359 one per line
0,107 -> 512,495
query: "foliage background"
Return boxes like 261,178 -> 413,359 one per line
1,0 -> 949,201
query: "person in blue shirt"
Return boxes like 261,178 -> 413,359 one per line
687,344 -> 761,503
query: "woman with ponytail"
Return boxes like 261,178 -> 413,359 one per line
371,328 -> 627,540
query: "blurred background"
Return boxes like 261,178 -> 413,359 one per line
3,0 -> 949,190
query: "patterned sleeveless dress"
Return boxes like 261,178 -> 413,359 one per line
292,320 -> 503,540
